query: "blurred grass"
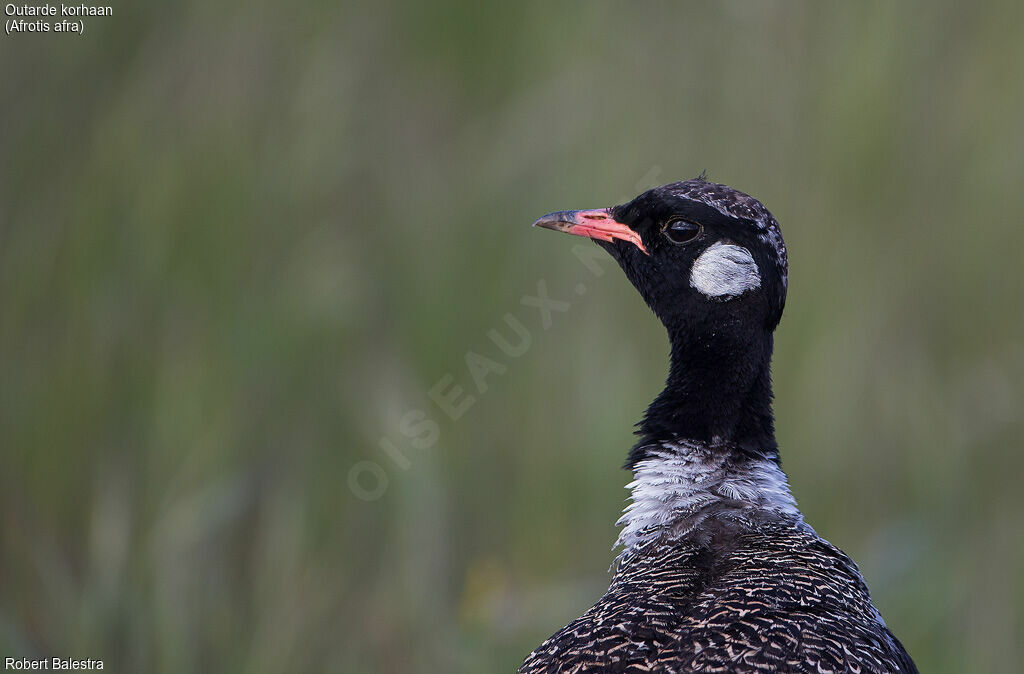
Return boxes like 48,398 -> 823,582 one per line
2,1 -> 1023,672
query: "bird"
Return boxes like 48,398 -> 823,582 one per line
520,178 -> 917,673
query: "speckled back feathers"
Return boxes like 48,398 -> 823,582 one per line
520,514 -> 917,674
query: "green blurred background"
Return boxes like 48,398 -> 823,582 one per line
2,2 -> 1023,672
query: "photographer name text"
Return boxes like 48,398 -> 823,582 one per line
5,658 -> 103,670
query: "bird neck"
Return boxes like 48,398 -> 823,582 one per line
628,323 -> 778,467
616,314 -> 795,555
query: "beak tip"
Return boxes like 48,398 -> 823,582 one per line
531,213 -> 570,232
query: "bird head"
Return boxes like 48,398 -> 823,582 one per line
534,177 -> 787,336
534,177 -> 789,460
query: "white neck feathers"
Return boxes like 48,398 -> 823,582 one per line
615,442 -> 800,553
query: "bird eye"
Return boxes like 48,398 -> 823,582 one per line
664,219 -> 702,244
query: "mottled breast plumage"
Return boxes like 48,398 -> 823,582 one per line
520,513 -> 916,674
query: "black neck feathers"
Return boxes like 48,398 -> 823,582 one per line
627,305 -> 778,468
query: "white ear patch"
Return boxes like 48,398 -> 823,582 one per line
689,242 -> 761,299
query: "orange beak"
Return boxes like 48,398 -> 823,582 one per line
532,209 -> 648,254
